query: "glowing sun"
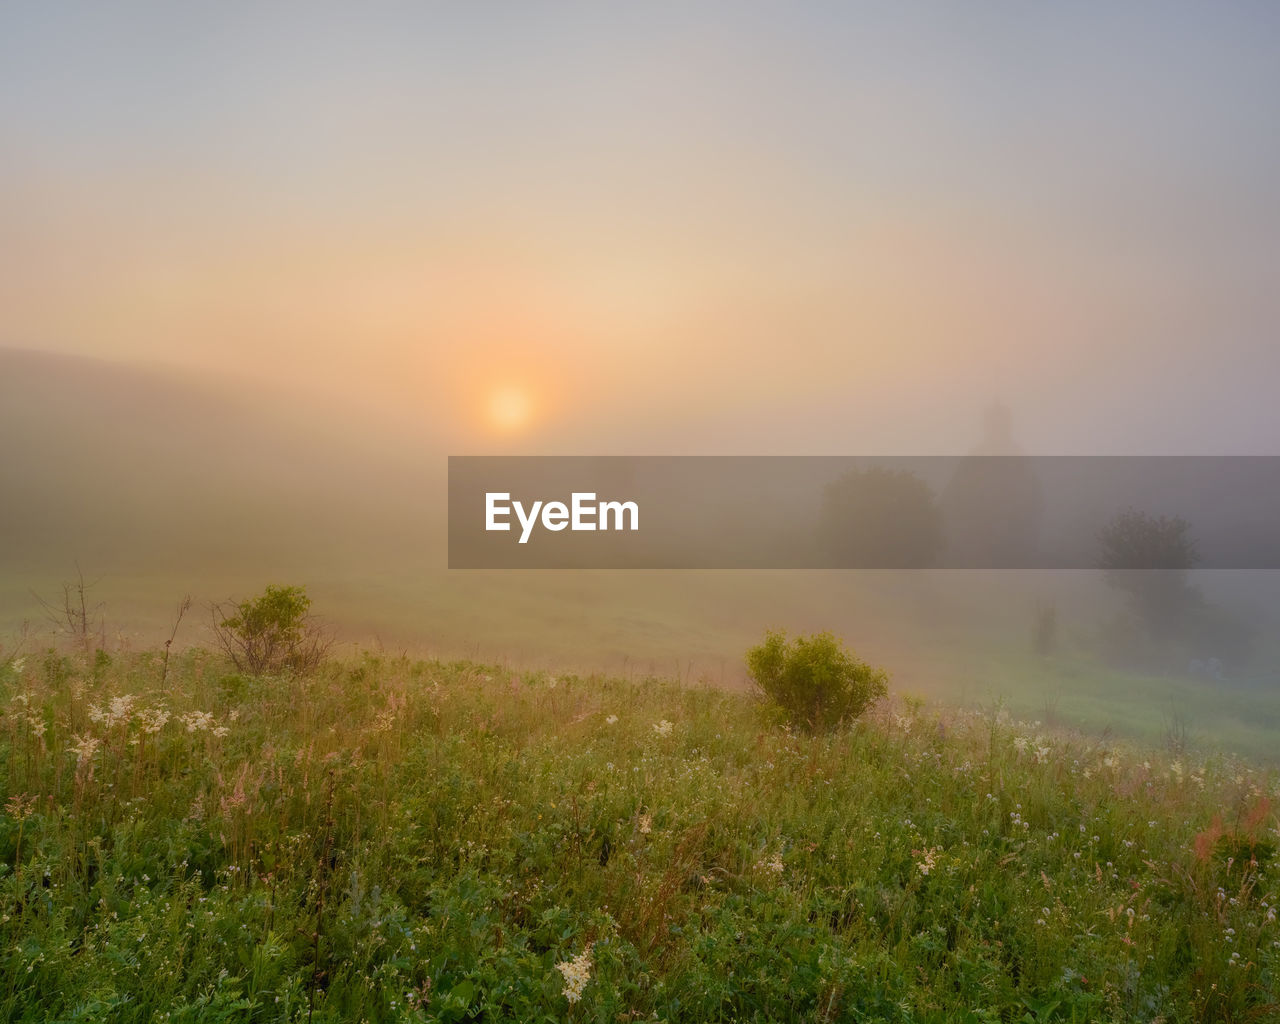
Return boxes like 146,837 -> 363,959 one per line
486,384 -> 534,433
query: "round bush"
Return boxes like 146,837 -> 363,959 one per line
745,629 -> 887,733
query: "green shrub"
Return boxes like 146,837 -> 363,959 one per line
212,584 -> 331,675
745,629 -> 887,733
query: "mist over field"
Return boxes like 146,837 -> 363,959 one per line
7,6 -> 1280,1019
3,347 -> 1279,757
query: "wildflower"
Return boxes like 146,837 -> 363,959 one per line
91,694 -> 137,729
638,814 -> 652,835
916,847 -> 940,876
139,707 -> 170,734
555,947 -> 593,1004
69,733 -> 100,768
5,793 -> 37,821
10,656 -> 25,675
109,694 -> 136,724
652,719 -> 673,738
181,710 -> 216,733
605,714 -> 618,725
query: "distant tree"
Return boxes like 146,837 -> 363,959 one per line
1032,600 -> 1057,657
818,467 -> 943,567
940,404 -> 1044,567
1098,509 -> 1198,638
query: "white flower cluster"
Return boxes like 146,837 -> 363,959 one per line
181,710 -> 215,732
89,694 -> 137,729
555,947 -> 593,1004
180,710 -> 229,737
85,695 -> 193,737
652,719 -> 673,738
10,693 -> 45,738
755,848 -> 784,875
139,707 -> 171,734
1012,734 -> 1052,764
69,733 -> 99,768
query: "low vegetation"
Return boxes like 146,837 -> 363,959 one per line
212,584 -> 332,677
1,641 -> 1278,1022
746,629 -> 888,734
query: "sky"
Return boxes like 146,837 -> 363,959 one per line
4,3 -> 1280,454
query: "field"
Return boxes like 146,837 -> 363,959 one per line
5,567 -> 1278,760
2,645 -> 1278,1022
7,4 -> 1280,1020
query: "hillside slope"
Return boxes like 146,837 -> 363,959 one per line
0,348 -> 439,574
1,648 -> 1276,1021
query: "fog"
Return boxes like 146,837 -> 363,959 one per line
3,4 -> 1280,753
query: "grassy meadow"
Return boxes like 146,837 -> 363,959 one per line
2,643 -> 1278,1022
5,566 -> 1277,759
6,4 -> 1280,1020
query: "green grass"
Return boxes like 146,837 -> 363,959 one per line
6,567 -> 1278,762
2,646 -> 1279,1022
956,649 -> 1280,763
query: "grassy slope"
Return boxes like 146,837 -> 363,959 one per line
5,567 -> 1278,760
2,649 -> 1278,1022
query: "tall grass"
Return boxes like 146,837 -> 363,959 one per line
1,647 -> 1277,1022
